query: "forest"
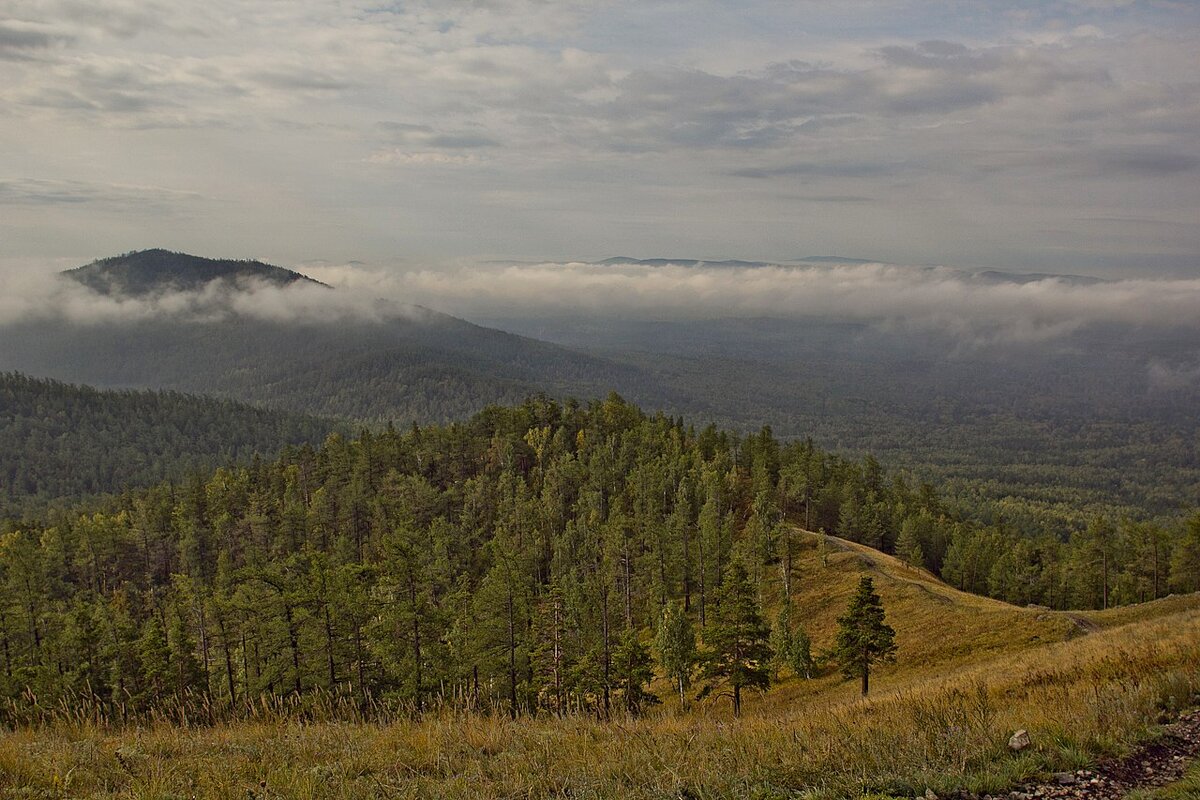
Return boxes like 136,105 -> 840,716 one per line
0,373 -> 336,519
2,393 -> 1197,722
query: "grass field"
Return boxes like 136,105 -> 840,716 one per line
1,532 -> 1197,799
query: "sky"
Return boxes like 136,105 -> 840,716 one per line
1,0 -> 1198,277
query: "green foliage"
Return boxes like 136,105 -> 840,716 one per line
0,372 -> 336,519
1169,512 -> 1200,593
655,601 -> 696,705
771,605 -> 814,680
699,562 -> 773,715
0,393 -> 1194,722
613,630 -> 659,715
833,577 -> 897,696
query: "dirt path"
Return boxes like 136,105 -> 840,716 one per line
946,709 -> 1200,799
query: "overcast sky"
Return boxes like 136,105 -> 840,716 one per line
1,1 -> 1198,276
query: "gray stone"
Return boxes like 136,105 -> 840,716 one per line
1008,729 -> 1031,752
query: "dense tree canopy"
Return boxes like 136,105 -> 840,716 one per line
0,393 -> 1196,722
0,372 -> 337,520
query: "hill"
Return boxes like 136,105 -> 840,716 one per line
0,372 -> 338,520
0,396 -> 1196,798
0,251 -> 688,426
62,248 -> 329,295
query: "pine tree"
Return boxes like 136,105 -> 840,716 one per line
789,627 -> 814,679
770,607 -> 793,681
655,601 -> 696,707
137,613 -> 171,707
895,518 -> 926,569
833,576 -> 896,696
698,562 -> 773,715
770,605 -> 814,680
168,603 -> 205,701
612,630 -> 658,716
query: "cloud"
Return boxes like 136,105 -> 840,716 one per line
0,2 -> 1197,267
0,23 -> 71,59
366,150 -> 483,166
0,268 -> 400,327
299,260 -> 1200,345
3,257 -> 1199,353
1147,359 -> 1200,390
729,161 -> 896,179
1095,150 -> 1200,176
0,178 -> 204,210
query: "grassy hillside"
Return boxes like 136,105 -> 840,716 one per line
3,529 -> 1197,799
751,532 -> 1075,709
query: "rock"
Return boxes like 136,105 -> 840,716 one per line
1008,730 -> 1031,752
925,790 -> 938,800
1052,773 -> 1076,785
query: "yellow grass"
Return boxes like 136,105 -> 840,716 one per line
2,531 -> 1197,800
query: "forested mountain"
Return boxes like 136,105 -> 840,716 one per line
2,396 -> 1196,720
0,251 -> 686,425
0,373 -> 337,519
63,249 -> 328,295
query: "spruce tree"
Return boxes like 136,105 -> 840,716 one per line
699,562 -> 773,715
833,576 -> 896,696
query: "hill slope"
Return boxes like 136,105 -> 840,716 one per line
752,529 -> 1200,709
0,372 -> 338,519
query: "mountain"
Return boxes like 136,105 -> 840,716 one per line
0,372 -> 338,519
1,250 -> 681,426
62,248 -> 329,295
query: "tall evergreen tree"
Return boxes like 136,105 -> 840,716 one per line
833,576 -> 896,697
698,562 -> 772,716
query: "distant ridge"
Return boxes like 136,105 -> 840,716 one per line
973,269 -> 1107,287
597,257 -> 774,268
797,255 -> 880,264
63,248 -> 329,296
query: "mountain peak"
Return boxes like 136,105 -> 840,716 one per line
62,249 -> 329,296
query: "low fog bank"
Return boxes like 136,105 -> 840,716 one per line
0,269 -> 408,327
2,259 -> 1199,349
306,260 -> 1200,346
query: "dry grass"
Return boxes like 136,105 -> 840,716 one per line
2,532 -> 1197,800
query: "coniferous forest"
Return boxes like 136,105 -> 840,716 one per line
3,393 -> 1197,723
0,373 -> 337,519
